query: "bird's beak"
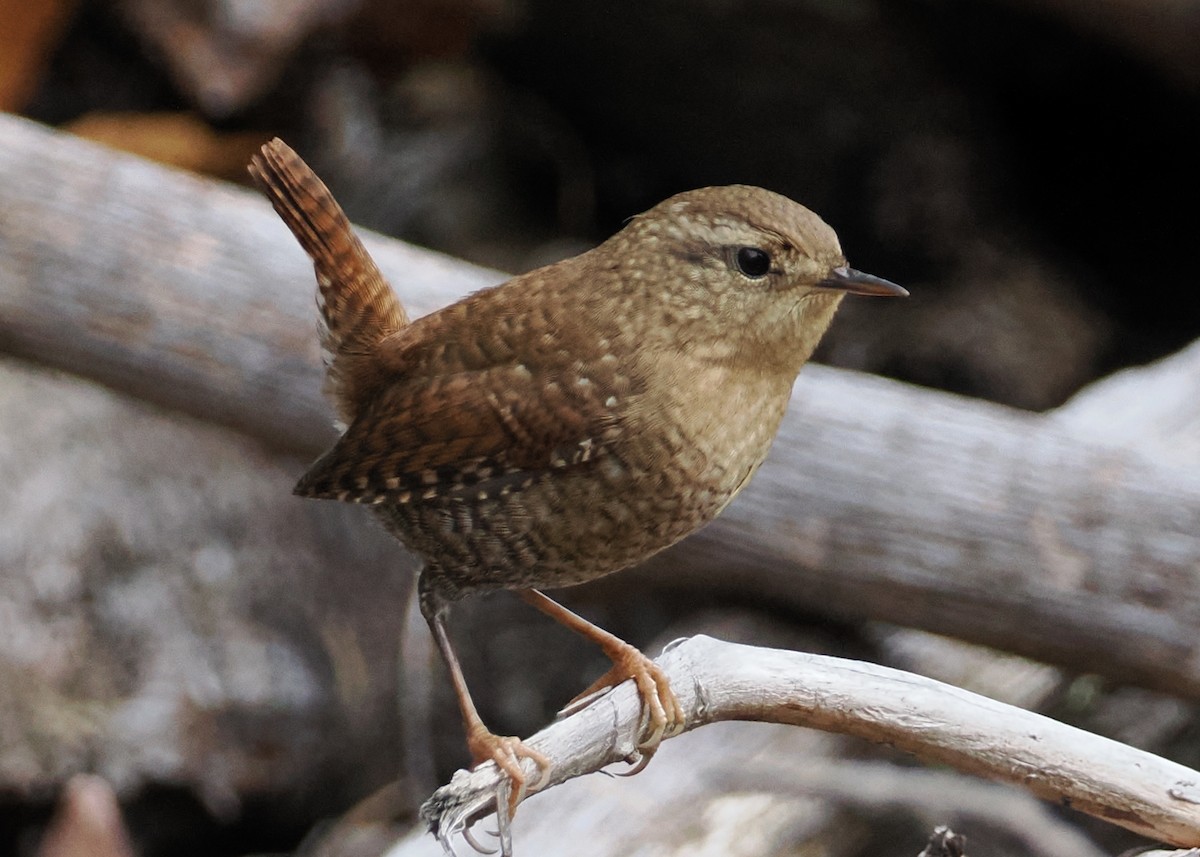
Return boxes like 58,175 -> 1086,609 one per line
814,266 -> 908,297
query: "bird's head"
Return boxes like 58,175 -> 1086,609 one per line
613,185 -> 905,375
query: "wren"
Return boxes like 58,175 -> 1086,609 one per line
249,139 -> 905,814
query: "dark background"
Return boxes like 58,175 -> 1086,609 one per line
21,0 -> 1200,412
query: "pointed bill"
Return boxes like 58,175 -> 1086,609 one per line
815,265 -> 908,297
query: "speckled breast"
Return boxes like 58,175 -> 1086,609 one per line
379,371 -> 790,601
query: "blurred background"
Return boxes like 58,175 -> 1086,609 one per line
12,0 -> 1200,411
2,0 -> 1199,855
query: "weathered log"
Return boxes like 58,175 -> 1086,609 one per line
0,356 -> 417,807
2,113 -> 1199,700
0,112 -> 499,454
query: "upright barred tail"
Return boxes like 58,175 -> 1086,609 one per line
249,138 -> 407,422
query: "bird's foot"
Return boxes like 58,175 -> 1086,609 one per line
466,725 -> 552,819
566,640 -> 685,757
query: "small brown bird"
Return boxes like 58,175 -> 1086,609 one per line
249,140 -> 904,812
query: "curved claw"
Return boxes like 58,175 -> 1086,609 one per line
639,707 -> 667,751
614,745 -> 656,777
492,782 -> 514,857
660,679 -> 687,741
528,756 -> 553,791
626,650 -> 684,756
462,823 -> 499,855
460,778 -> 515,857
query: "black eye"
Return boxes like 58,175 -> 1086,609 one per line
735,247 -> 771,278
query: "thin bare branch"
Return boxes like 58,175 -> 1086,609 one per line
419,636 -> 1200,854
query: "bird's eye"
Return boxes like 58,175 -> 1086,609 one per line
734,247 -> 771,278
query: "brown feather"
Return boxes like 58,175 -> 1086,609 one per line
294,363 -> 626,503
248,139 -> 407,423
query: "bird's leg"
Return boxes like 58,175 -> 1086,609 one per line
516,590 -> 685,760
421,592 -> 551,817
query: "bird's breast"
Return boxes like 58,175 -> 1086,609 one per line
622,359 -> 791,510
384,355 -> 793,600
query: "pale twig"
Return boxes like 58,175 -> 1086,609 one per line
420,636 -> 1200,855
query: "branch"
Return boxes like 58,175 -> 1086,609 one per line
1055,336 -> 1200,466
418,636 -> 1200,854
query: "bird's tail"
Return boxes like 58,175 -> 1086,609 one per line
249,138 -> 407,423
